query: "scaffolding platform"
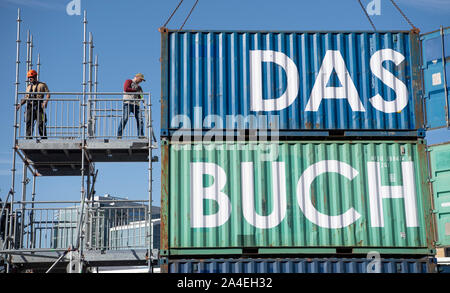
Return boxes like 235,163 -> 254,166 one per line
17,139 -> 84,176
86,139 -> 151,162
8,249 -> 149,271
17,138 -> 152,176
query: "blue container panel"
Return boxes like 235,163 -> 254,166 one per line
168,258 -> 433,273
422,27 -> 450,129
422,30 -> 450,63
163,31 -> 421,132
438,265 -> 450,273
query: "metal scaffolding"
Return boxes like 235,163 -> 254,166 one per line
1,9 -> 158,273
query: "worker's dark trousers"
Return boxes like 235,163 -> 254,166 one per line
25,102 -> 47,139
117,103 -> 144,137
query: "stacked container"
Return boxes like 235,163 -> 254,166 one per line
160,29 -> 437,273
421,26 -> 450,273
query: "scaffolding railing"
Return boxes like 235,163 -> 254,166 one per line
16,92 -> 151,140
17,97 -> 81,139
109,219 -> 160,251
0,200 -> 158,252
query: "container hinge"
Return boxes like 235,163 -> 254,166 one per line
431,209 -> 439,214
434,241 -> 441,246
425,147 -> 432,152
427,178 -> 435,183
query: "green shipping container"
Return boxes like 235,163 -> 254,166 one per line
161,140 -> 434,256
428,142 -> 450,248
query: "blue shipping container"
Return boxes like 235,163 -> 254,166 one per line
421,26 -> 450,129
168,257 -> 435,273
161,30 -> 423,134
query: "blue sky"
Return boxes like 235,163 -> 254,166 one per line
0,0 -> 449,205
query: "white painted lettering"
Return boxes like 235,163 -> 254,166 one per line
367,161 -> 418,227
296,160 -> 362,228
190,162 -> 231,228
305,50 -> 366,112
241,162 -> 287,228
250,50 -> 299,111
369,49 -> 408,113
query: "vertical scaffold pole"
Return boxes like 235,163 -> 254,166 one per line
85,164 -> 91,248
12,10 -> 22,222
19,163 -> 27,249
94,55 -> 98,95
93,55 -> 98,136
26,31 -> 30,72
74,10 -> 88,274
29,174 -> 36,249
86,31 -> 92,200
30,34 -> 33,69
147,92 -> 153,273
8,8 -> 22,273
88,33 -> 93,93
20,28 -> 34,250
37,54 -> 41,80
88,32 -> 94,137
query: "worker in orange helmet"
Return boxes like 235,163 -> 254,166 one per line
17,70 -> 50,139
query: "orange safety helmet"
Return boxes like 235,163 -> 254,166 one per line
27,70 -> 37,78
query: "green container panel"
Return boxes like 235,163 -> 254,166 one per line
163,140 -> 433,252
429,142 -> 450,247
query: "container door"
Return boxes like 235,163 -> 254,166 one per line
429,142 -> 450,247
421,26 -> 450,129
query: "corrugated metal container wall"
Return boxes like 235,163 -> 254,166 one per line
161,140 -> 433,255
421,26 -> 450,130
168,258 -> 435,273
161,30 -> 423,133
428,142 -> 450,248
